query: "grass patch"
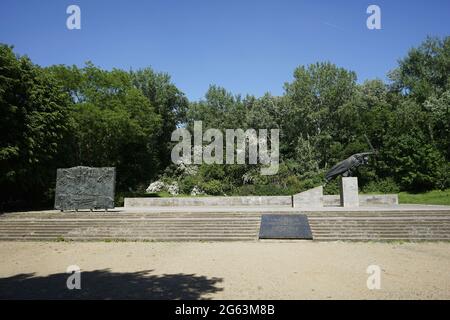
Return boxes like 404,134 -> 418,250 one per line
55,236 -> 69,242
103,238 -> 128,243
399,189 -> 450,206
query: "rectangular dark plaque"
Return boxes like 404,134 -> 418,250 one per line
54,166 -> 115,211
259,214 -> 313,239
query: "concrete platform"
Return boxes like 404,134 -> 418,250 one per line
124,193 -> 398,207
5,204 -> 449,215
119,204 -> 450,213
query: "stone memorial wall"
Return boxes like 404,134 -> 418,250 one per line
54,166 -> 115,211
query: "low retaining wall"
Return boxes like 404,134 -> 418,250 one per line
324,194 -> 398,206
292,186 -> 323,208
124,196 -> 292,207
125,194 -> 398,208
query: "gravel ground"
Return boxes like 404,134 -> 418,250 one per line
0,241 -> 449,299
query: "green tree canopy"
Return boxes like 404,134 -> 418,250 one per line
0,45 -> 73,209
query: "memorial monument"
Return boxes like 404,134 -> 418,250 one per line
54,166 -> 116,211
324,137 -> 377,207
324,152 -> 374,182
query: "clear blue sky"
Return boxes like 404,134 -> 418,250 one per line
1,0 -> 449,101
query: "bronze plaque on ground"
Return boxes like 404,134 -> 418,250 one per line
259,214 -> 313,239
54,166 -> 115,211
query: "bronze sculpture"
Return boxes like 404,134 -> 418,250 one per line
325,152 -> 375,182
325,136 -> 377,182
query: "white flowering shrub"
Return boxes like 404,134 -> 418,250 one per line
190,186 -> 205,196
242,172 -> 255,185
175,159 -> 198,176
145,181 -> 165,193
167,182 -> 179,196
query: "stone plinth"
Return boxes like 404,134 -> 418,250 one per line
293,186 -> 323,208
340,177 -> 359,207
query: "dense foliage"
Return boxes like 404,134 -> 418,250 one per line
1,36 -> 449,210
0,45 -> 73,209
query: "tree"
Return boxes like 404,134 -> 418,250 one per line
49,63 -> 163,192
283,62 -> 357,168
423,90 -> 450,160
0,45 -> 73,210
390,36 -> 450,103
380,133 -> 447,191
131,68 -> 188,167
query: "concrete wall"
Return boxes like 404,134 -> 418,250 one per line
324,194 -> 398,206
359,194 -> 399,206
125,196 -> 292,207
125,193 -> 398,208
293,186 -> 323,208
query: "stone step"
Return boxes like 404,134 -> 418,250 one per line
0,226 -> 260,230
0,231 -> 257,236
313,234 -> 450,238
0,226 -> 260,232
1,209 -> 449,242
312,227 -> 450,230
0,212 -> 261,241
4,224 -> 447,230
309,219 -> 450,222
3,209 -> 449,218
0,221 -> 260,225
309,216 -> 450,240
311,220 -> 450,222
0,214 -> 264,219
0,225 -> 260,230
0,216 -> 263,220
309,215 -> 450,219
0,231 -> 259,236
0,236 -> 256,242
311,231 -> 450,235
312,230 -> 450,234
313,230 -> 450,233
0,221 -> 260,226
312,238 -> 450,241
310,224 -> 450,228
307,211 -> 450,217
0,232 -> 259,238
0,226 -> 260,231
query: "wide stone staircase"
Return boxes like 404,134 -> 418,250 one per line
0,209 -> 449,241
0,211 -> 262,242
307,210 -> 450,241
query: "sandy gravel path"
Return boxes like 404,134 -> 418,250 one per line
0,241 -> 449,299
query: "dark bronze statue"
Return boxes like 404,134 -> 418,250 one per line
325,136 -> 377,182
325,152 -> 375,182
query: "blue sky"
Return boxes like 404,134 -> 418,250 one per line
1,0 -> 449,101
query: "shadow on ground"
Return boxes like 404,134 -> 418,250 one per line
0,269 -> 223,299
